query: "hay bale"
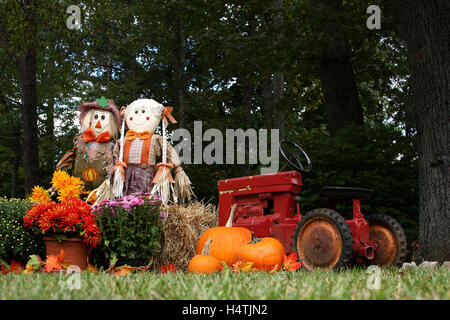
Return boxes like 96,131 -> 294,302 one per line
155,201 -> 219,271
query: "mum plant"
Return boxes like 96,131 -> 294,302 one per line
92,193 -> 164,264
23,198 -> 101,249
0,197 -> 45,263
24,170 -> 101,249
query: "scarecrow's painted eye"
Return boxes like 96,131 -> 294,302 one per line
135,110 -> 138,114
94,114 -> 99,120
142,110 -> 145,113
101,115 -> 105,120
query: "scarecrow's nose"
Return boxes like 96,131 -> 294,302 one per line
95,120 -> 102,129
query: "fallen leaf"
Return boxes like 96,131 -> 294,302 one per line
158,263 -> 177,273
269,264 -> 279,274
44,255 -> 62,272
283,252 -> 302,271
10,261 -> 24,274
231,261 -> 255,273
24,265 -> 34,274
26,255 -> 43,271
114,265 -> 135,276
231,261 -> 243,273
87,265 -> 98,273
1,264 -> 9,275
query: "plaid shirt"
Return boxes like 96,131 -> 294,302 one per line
125,134 -> 182,172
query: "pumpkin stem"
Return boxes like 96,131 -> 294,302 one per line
249,232 -> 262,244
225,203 -> 237,227
202,238 -> 213,256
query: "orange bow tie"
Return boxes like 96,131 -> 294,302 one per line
83,127 -> 111,143
125,130 -> 152,141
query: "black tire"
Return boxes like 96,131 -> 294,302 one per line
292,208 -> 353,271
366,214 -> 408,267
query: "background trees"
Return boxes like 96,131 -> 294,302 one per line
0,0 -> 447,261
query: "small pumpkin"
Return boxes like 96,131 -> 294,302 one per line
82,167 -> 99,182
236,234 -> 286,271
188,239 -> 223,274
196,203 -> 252,266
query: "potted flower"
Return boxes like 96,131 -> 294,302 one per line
23,198 -> 101,270
24,170 -> 101,270
92,193 -> 164,267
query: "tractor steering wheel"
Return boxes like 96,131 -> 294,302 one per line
279,140 -> 312,172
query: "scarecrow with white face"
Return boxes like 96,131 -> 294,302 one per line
112,98 -> 193,204
56,97 -> 121,192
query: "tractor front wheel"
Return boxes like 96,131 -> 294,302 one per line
292,208 -> 353,271
366,214 -> 407,267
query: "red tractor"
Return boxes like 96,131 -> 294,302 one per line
218,140 -> 408,270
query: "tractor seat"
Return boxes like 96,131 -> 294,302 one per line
319,186 -> 373,201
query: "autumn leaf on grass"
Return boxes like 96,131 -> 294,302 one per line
114,265 -> 135,276
231,261 -> 243,273
44,255 -> 62,272
231,261 -> 255,273
1,266 -> 9,274
10,261 -> 24,274
24,265 -> 34,274
26,255 -> 43,269
87,265 -> 98,273
158,263 -> 177,274
24,255 -> 43,274
269,264 -> 279,274
283,253 -> 302,271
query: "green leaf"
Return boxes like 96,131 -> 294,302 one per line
96,96 -> 109,107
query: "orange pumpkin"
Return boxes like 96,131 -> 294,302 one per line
236,234 -> 286,271
82,167 -> 99,182
196,203 -> 252,266
188,239 -> 223,274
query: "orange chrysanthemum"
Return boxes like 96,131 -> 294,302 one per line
29,186 -> 51,204
51,170 -> 85,201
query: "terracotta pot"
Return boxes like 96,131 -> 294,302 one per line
43,237 -> 89,270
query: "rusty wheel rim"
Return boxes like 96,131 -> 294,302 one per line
296,217 -> 343,270
370,225 -> 397,266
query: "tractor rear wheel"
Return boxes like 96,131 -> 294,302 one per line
366,214 -> 407,267
292,208 -> 353,271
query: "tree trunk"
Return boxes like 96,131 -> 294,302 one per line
10,141 -> 21,198
272,71 -> 285,139
402,0 -> 450,262
174,15 -> 186,129
262,75 -> 273,129
271,0 -> 285,139
312,0 -> 364,136
17,50 -> 39,194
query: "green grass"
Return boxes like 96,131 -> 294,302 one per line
0,267 -> 448,300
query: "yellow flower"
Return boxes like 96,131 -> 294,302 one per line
52,170 -> 85,201
28,186 -> 51,204
51,170 -> 72,190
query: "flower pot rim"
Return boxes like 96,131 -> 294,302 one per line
43,236 -> 84,242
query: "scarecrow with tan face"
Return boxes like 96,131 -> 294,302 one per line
56,97 -> 121,192
112,98 -> 193,204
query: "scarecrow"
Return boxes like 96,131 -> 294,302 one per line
56,97 -> 122,201
112,98 -> 193,205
